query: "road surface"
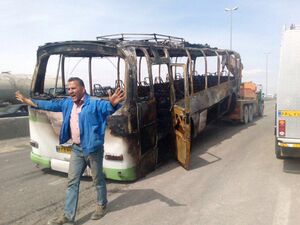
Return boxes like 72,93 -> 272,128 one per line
2,99 -> 300,225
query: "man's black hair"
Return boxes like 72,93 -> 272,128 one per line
68,77 -> 85,88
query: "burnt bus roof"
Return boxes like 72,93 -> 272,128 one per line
37,35 -> 240,59
97,33 -> 240,58
37,41 -> 119,58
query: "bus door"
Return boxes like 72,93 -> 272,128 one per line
135,48 -> 158,175
136,99 -> 157,157
170,63 -> 191,169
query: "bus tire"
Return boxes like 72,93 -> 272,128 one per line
248,105 -> 253,123
228,93 -> 237,113
243,105 -> 249,124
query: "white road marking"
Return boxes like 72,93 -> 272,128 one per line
48,178 -> 66,186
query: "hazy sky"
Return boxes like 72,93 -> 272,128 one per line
0,0 -> 299,94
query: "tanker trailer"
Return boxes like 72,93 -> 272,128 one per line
0,72 -> 56,105
0,72 -> 31,105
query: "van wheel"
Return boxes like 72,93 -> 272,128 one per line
243,105 -> 249,124
248,105 -> 253,123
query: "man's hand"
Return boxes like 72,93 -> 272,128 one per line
108,88 -> 125,107
15,91 -> 37,107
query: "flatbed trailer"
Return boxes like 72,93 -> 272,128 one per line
226,82 -> 264,124
228,98 -> 263,124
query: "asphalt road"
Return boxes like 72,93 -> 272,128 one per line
0,139 -> 129,225
2,99 -> 300,225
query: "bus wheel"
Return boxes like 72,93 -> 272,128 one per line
248,105 -> 254,123
228,93 -> 237,113
243,105 -> 249,124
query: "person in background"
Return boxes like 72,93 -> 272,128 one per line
16,77 -> 125,225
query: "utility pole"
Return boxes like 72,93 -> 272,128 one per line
225,6 -> 238,50
265,52 -> 270,96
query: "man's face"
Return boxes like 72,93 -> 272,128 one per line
68,80 -> 85,103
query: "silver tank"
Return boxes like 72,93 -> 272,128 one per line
0,72 -> 32,104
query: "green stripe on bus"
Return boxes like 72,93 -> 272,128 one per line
31,150 -> 136,181
103,166 -> 137,181
28,115 -> 49,123
28,114 -> 37,121
30,151 -> 51,168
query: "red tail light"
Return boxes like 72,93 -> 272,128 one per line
278,120 -> 286,136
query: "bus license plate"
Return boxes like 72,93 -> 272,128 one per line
56,146 -> 72,154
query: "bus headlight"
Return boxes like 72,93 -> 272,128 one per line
30,140 -> 39,148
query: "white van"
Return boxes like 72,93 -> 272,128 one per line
275,24 -> 300,159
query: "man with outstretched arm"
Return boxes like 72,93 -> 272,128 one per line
16,77 -> 125,225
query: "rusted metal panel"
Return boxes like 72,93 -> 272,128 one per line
172,104 -> 191,169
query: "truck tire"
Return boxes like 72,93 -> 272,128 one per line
243,105 -> 249,124
248,105 -> 253,122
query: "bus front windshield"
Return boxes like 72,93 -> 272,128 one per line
43,55 -> 126,99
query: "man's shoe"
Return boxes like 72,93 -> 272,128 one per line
91,204 -> 107,220
47,214 -> 74,225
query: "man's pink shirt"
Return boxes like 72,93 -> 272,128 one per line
70,98 -> 84,144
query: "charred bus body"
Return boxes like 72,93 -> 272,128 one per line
29,34 -> 242,181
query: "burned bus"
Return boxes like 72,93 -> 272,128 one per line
29,34 -> 242,181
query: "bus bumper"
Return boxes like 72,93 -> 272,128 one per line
103,167 -> 137,181
30,151 -> 51,168
31,151 -> 137,181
